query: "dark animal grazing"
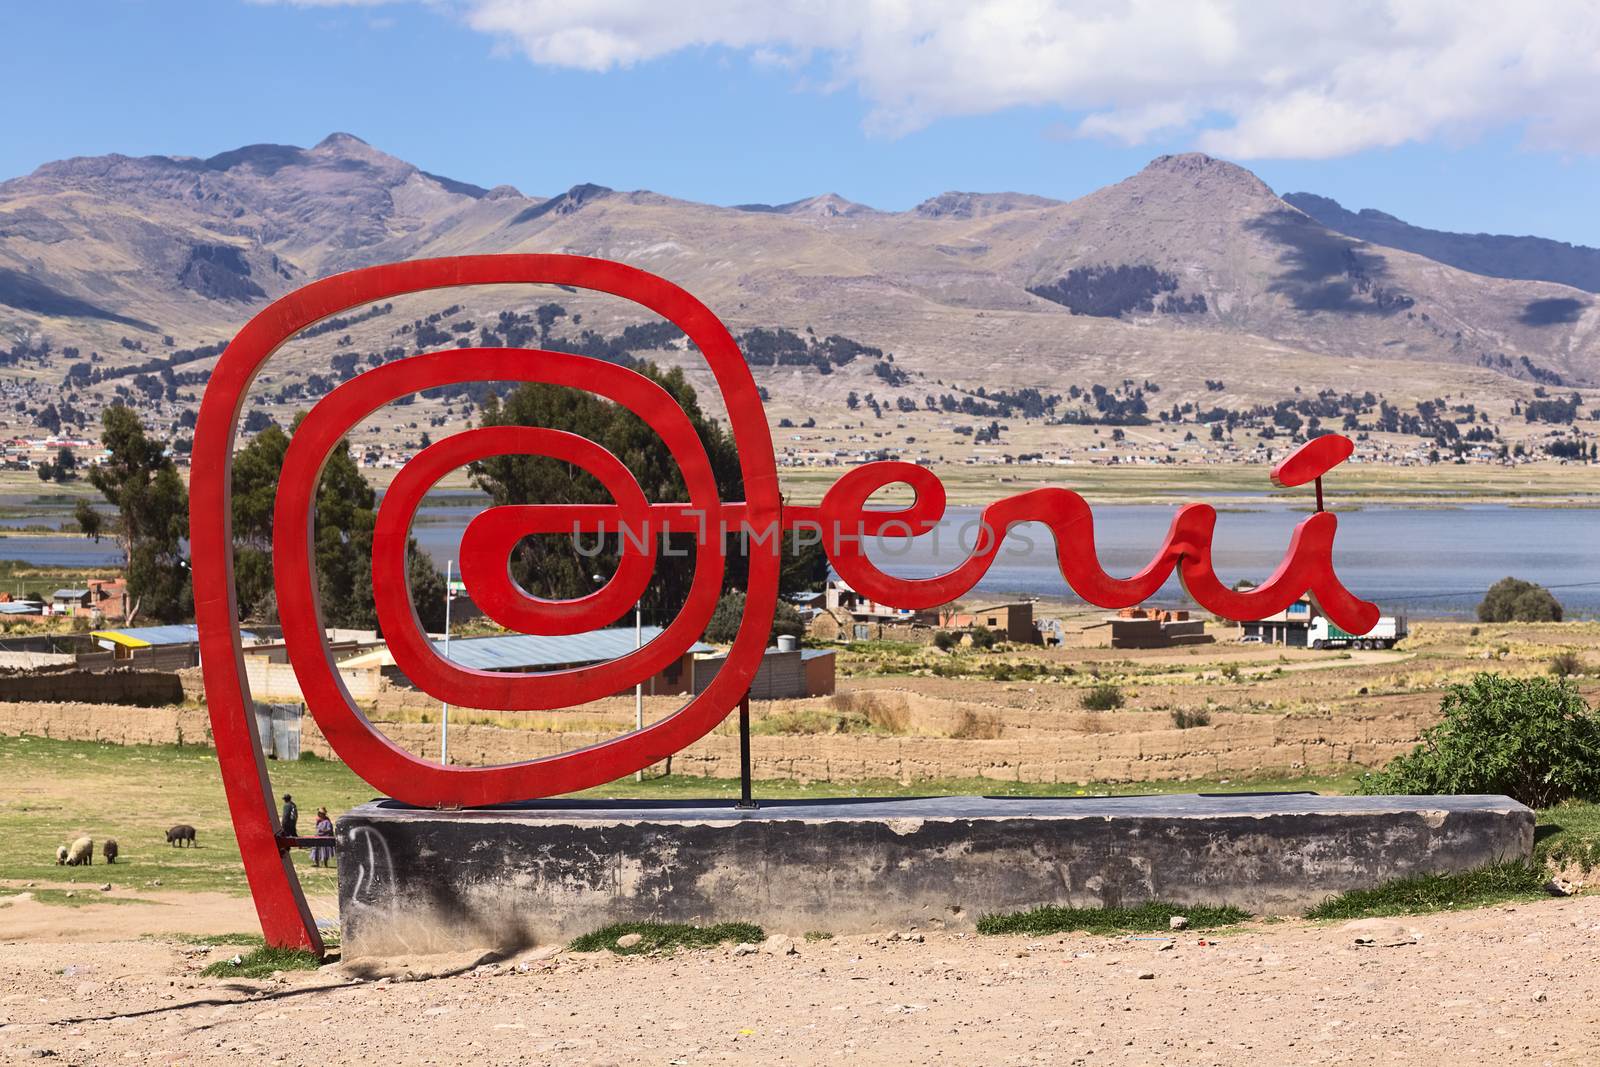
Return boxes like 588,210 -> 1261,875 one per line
166,824 -> 197,847
103,838 -> 119,864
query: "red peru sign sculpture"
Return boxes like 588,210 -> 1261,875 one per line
190,255 -> 1379,951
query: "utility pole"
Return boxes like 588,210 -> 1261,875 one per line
440,559 -> 453,766
635,604 -> 644,783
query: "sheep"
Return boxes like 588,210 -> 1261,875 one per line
64,836 -> 93,866
166,824 -> 196,848
55,844 -> 67,865
103,839 -> 119,864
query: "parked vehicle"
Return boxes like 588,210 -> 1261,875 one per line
1309,615 -> 1407,650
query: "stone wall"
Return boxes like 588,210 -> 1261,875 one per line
0,700 -> 214,748
178,664 -> 434,709
0,697 -> 1435,784
242,658 -> 384,702
0,669 -> 184,707
76,646 -> 200,672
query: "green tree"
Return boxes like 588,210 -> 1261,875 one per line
471,365 -> 825,627
1477,577 -> 1563,623
1359,673 -> 1600,808
75,502 -> 104,541
53,446 -> 77,481
230,424 -> 290,620
703,590 -> 805,645
230,417 -> 446,631
78,405 -> 190,622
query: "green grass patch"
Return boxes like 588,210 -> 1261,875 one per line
3,888 -> 161,908
145,932 -> 266,948
803,930 -> 834,942
201,946 -> 322,979
1536,800 -> 1600,871
976,901 -> 1249,937
569,921 -> 765,955
1304,861 -> 1549,921
0,734 -> 375,897
1298,800 -> 1600,922
0,733 -> 1357,903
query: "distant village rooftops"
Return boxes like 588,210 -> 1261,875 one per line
90,623 -> 258,649
340,625 -> 715,672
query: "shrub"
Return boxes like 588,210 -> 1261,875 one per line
1081,684 -> 1125,711
1549,650 -> 1587,677
950,709 -> 1003,739
1357,673 -> 1600,808
1170,708 -> 1211,729
1477,577 -> 1563,623
968,626 -> 1000,651
932,630 -> 959,652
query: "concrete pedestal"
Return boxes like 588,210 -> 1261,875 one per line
336,793 -> 1532,958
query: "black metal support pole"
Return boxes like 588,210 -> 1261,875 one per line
1315,476 -> 1325,513
736,691 -> 757,809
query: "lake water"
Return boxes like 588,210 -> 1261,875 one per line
841,503 -> 1600,619
10,501 -> 1597,619
411,501 -> 1600,620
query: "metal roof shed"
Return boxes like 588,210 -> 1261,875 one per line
340,626 -> 714,672
91,624 -> 259,649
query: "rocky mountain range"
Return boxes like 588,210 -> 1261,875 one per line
1,133 -> 1596,403
1284,192 -> 1600,295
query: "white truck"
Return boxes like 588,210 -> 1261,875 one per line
1309,615 -> 1407,650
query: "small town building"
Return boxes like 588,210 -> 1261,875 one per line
51,588 -> 92,615
86,578 -> 130,621
823,577 -> 938,627
807,578 -> 943,643
940,601 -> 1038,644
692,638 -> 837,700
0,595 -> 46,619
1108,607 -> 1210,648
340,625 -> 714,697
1240,599 -> 1317,647
44,578 -> 130,620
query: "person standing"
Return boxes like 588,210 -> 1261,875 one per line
280,794 -> 298,838
311,807 -> 335,868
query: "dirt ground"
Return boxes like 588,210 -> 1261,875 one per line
0,891 -> 336,945
2,895 -> 1598,1066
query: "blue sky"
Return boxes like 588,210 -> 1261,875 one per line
5,0 -> 1599,245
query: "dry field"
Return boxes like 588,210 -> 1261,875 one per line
2,897 -> 1598,1066
349,617 -> 1600,783
6,618 -> 1600,1064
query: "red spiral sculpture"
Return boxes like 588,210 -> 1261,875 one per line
191,254 -> 1377,952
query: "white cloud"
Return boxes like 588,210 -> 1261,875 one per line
264,0 -> 1600,158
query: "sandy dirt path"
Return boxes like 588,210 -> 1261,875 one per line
0,889 -> 333,943
2,895 -> 1598,1066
